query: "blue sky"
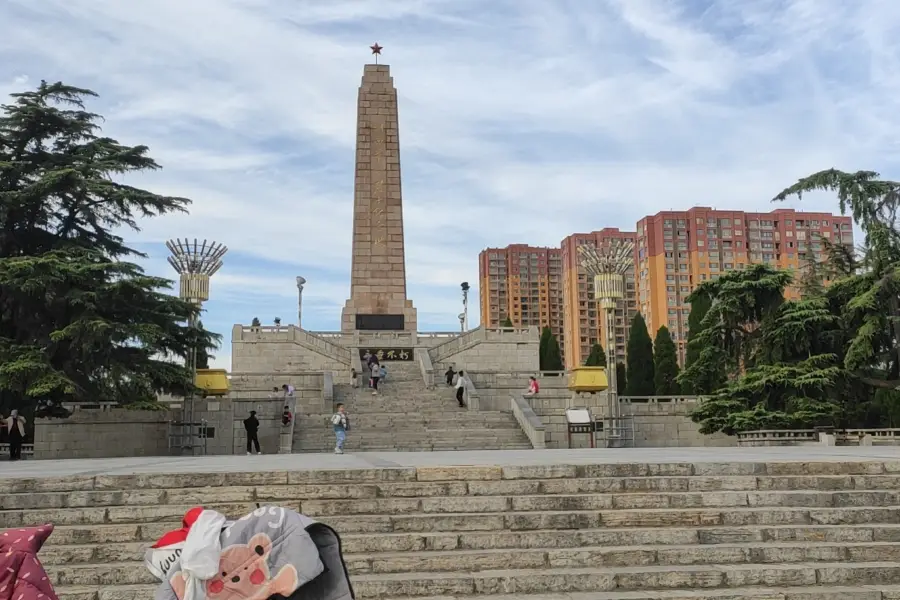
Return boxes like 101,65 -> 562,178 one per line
2,0 -> 900,370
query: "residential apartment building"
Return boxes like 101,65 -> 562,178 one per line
478,245 -> 564,350
635,207 -> 854,362
560,228 -> 638,369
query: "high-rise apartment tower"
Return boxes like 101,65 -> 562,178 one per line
636,207 -> 854,362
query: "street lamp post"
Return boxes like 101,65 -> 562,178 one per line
460,282 -> 470,331
296,276 -> 306,328
166,238 -> 227,454
458,313 -> 465,333
577,240 -> 634,422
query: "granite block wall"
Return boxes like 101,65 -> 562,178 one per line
33,410 -> 172,459
620,399 -> 736,448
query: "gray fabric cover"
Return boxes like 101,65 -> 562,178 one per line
156,506 -> 353,600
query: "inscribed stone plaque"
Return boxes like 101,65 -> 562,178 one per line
356,314 -> 404,331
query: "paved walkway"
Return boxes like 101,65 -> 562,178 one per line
4,447 -> 900,479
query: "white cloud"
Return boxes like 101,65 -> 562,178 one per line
3,0 -> 900,372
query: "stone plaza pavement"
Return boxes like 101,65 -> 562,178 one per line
4,446 -> 900,478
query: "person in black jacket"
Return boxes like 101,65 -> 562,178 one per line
243,410 -> 261,455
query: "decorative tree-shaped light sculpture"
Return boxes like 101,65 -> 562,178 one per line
166,238 -> 227,452
578,239 -> 634,421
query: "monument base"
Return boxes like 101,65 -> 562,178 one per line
341,299 -> 417,333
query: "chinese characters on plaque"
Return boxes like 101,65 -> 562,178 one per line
371,120 -> 388,248
358,348 -> 413,362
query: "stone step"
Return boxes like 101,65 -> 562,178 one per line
294,445 -> 536,453
50,584 -> 900,600
295,431 -> 528,441
346,541 -> 900,573
292,437 -> 532,448
8,462 -> 900,494
41,522 -> 900,548
7,488 -> 900,517
6,503 -> 900,531
339,523 -> 900,552
37,539 -> 900,569
40,557 -> 900,589
9,473 -> 900,508
344,562 -> 900,596
295,422 -> 523,431
296,414 -> 518,423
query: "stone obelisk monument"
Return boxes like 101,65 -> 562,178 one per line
341,46 -> 417,333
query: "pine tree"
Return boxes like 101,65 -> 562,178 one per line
684,293 -> 711,370
195,321 -> 213,370
584,342 -> 607,367
0,81 -> 218,415
653,326 -> 680,395
539,326 -> 564,371
501,316 -> 513,328
681,292 -> 716,394
798,252 -> 825,299
624,313 -> 655,395
615,362 -> 627,395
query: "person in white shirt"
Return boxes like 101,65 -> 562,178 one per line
370,360 -> 381,395
454,370 -> 467,407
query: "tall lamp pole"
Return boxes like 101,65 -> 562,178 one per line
166,238 -> 227,453
296,276 -> 306,328
578,240 -> 634,422
461,282 -> 470,331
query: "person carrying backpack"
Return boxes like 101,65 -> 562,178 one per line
331,403 -> 349,454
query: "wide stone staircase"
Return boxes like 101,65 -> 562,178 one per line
6,459 -> 900,599
292,361 -> 533,452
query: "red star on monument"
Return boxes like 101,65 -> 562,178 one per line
370,43 -> 383,55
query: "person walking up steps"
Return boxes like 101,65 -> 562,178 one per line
331,403 -> 349,454
370,357 -> 381,396
455,370 -> 467,408
243,410 -> 261,455
445,366 -> 456,386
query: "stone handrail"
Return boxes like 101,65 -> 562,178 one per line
738,427 -> 900,447
510,394 -> 546,449
737,429 -> 818,446
429,326 -> 536,364
619,396 -> 705,404
845,428 -> 900,439
293,327 -> 351,366
463,377 -> 480,411
0,442 -> 34,456
235,325 -> 351,366
428,326 -> 485,362
278,396 -> 297,454
351,350 -> 363,381
469,370 -> 566,377
415,348 -> 435,389
62,401 -> 118,411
